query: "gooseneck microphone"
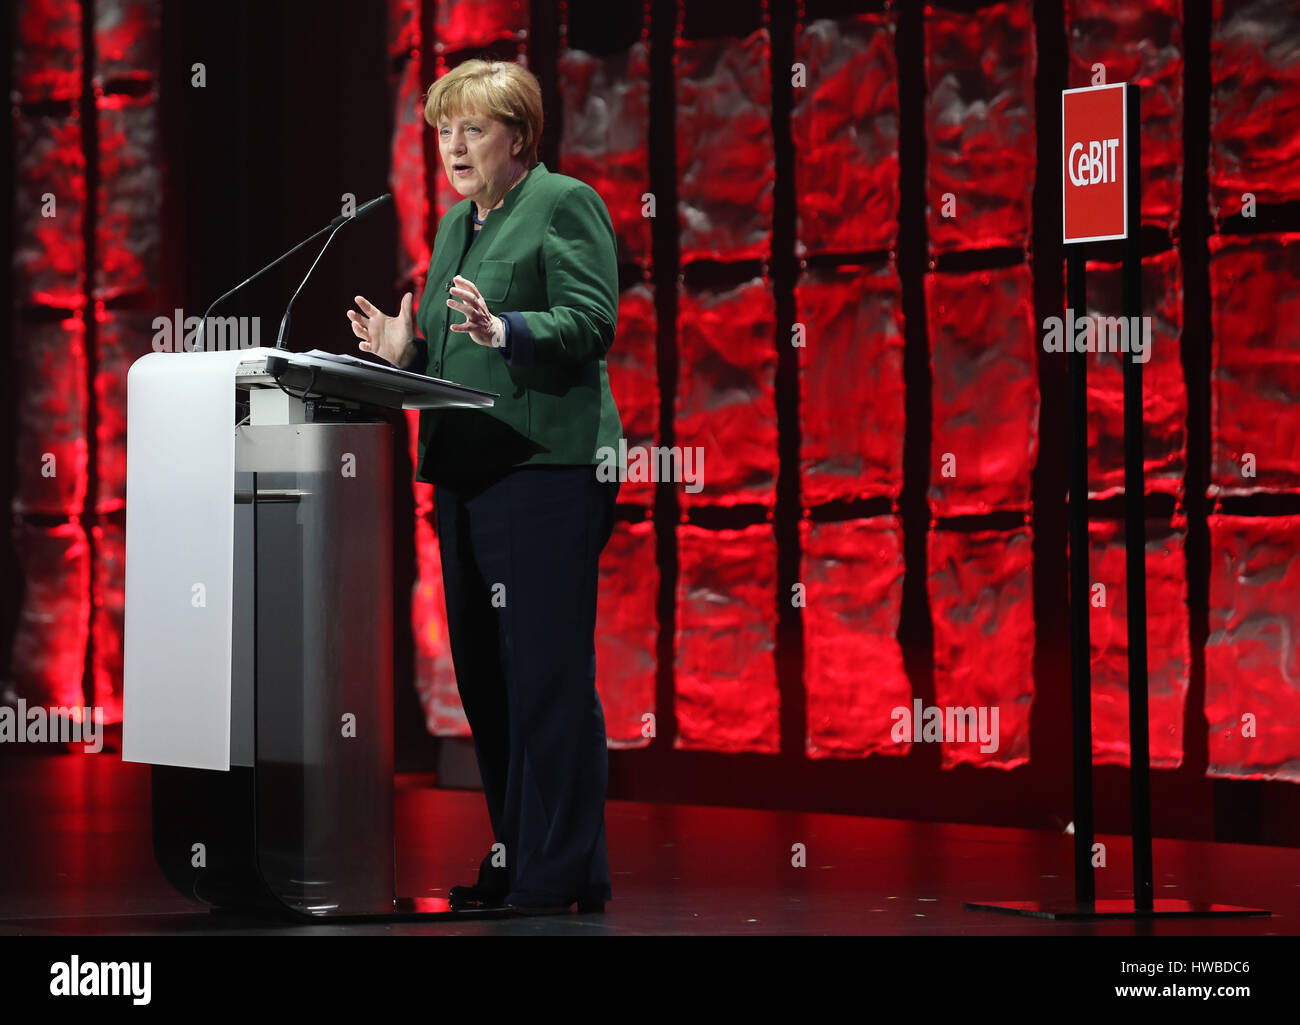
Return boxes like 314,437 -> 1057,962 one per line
275,193 -> 393,350
193,193 -> 393,352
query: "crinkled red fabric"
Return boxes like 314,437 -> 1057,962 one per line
802,518 -> 909,759
675,525 -> 779,754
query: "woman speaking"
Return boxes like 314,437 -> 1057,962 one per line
346,59 -> 622,915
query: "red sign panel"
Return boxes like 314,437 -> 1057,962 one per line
1062,83 -> 1128,243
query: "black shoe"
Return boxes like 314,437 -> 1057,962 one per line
448,884 -> 507,910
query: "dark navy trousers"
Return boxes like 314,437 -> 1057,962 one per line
434,464 -> 619,903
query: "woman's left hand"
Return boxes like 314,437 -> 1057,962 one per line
447,275 -> 507,349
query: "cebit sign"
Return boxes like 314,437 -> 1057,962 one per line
1062,83 -> 1128,243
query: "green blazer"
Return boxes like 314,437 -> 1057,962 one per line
414,162 -> 623,487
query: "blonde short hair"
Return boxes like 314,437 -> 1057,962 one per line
424,59 -> 543,167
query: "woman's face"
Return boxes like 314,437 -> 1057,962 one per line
438,109 -> 524,210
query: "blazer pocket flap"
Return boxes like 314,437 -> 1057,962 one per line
475,260 -> 515,303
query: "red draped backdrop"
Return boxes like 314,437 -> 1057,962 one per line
7,0 -> 1300,820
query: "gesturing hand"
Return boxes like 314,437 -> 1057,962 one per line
348,292 -> 416,368
447,275 -> 507,349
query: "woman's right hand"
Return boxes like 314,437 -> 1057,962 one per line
348,292 -> 416,368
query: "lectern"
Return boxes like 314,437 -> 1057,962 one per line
122,347 -> 494,918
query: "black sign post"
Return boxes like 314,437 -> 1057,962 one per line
966,82 -> 1266,919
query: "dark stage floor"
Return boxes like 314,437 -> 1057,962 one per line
0,754 -> 1296,936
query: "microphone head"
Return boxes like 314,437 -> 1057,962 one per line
354,193 -> 392,218
331,193 -> 392,228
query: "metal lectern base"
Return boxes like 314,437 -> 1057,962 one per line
963,898 -> 1270,919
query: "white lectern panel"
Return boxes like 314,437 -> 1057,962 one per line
122,348 -> 279,770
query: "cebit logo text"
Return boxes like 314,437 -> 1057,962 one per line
1068,137 -> 1120,187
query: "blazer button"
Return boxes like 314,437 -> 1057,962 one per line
433,362 -> 442,374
